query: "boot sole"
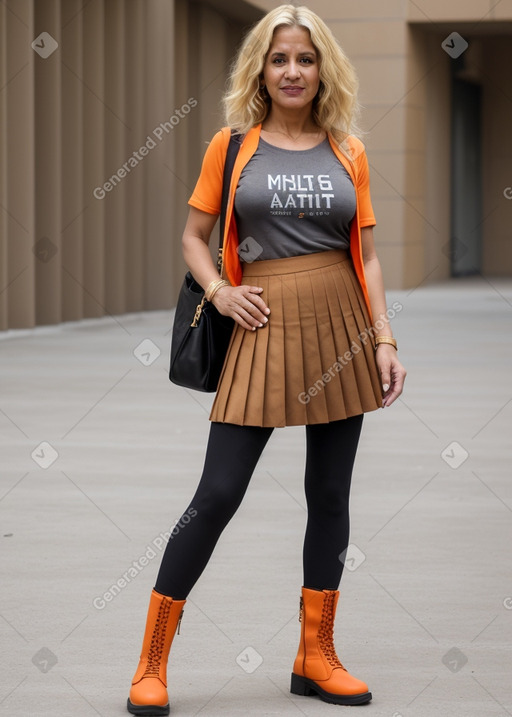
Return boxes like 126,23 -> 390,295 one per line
126,698 -> 170,716
290,673 -> 372,705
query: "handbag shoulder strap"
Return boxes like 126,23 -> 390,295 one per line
217,130 -> 243,272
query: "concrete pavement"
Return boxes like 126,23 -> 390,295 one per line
1,276 -> 511,717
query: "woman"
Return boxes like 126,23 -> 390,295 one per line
127,4 -> 406,714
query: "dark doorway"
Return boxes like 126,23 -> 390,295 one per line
450,78 -> 483,276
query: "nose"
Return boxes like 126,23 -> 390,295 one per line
285,60 -> 301,80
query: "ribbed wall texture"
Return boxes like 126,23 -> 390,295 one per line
1,0 -> 511,329
0,0 -> 250,329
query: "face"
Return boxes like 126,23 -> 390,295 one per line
262,25 -> 320,112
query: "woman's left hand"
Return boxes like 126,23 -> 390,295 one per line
375,345 -> 407,408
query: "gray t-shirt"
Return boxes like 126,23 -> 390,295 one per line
234,136 -> 356,261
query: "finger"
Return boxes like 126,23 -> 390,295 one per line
237,304 -> 268,328
243,286 -> 271,315
233,314 -> 258,331
379,362 -> 391,397
244,293 -> 270,315
237,297 -> 269,326
383,387 -> 400,408
382,381 -> 398,407
382,370 -> 406,407
232,309 -> 264,331
213,289 -> 267,326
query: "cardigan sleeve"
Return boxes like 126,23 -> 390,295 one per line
351,138 -> 376,228
188,128 -> 229,215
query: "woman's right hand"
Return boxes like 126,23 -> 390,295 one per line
212,285 -> 270,331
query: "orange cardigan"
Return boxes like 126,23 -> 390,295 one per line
188,123 -> 376,321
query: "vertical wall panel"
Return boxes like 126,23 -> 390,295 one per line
0,0 -> 262,330
5,0 -> 35,328
82,0 -> 105,318
0,1 -> 8,328
124,0 -> 145,312
198,4 -> 229,141
171,0 -> 200,291
34,0 -> 62,325
144,0 -> 175,310
103,0 -> 126,315
177,3 -> 253,283
482,38 -> 512,276
61,0 -> 84,321
421,30 -> 452,283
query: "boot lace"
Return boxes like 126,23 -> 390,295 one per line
143,597 -> 173,677
317,591 -> 346,671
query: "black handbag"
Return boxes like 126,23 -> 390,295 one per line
169,132 -> 242,392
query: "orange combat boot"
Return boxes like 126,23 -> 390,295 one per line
127,589 -> 186,716
290,587 -> 372,705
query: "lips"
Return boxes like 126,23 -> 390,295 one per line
280,86 -> 305,95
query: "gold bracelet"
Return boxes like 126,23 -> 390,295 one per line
375,336 -> 397,350
209,280 -> 230,302
204,279 -> 224,301
205,279 -> 230,302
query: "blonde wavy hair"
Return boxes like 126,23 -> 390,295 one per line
222,4 -> 361,150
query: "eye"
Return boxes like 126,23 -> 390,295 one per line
300,57 -> 314,64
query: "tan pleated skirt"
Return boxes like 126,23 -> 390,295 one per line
210,249 -> 383,427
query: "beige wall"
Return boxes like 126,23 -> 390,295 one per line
0,0 -> 256,329
172,0 -> 260,271
1,0 -> 511,329
405,25 -> 452,286
251,1 -> 512,288
1,0 -> 36,328
481,36 -> 512,275
404,23 -> 512,281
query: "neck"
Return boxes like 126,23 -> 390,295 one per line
262,106 -> 319,136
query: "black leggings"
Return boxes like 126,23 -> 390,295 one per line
154,415 -> 363,600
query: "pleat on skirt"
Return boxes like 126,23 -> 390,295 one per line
210,249 -> 383,427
